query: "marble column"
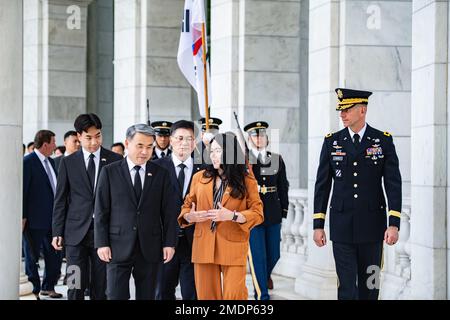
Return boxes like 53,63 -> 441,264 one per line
410,0 -> 448,299
295,0 -> 340,299
210,0 -> 304,188
23,0 -> 91,145
113,0 -> 190,141
20,262 -> 34,298
0,0 -> 23,300
298,0 -> 412,299
87,0 -> 114,147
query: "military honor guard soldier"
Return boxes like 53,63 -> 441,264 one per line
244,121 -> 289,300
193,117 -> 222,166
151,121 -> 173,160
313,88 -> 402,300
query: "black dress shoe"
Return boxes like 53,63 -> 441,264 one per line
40,290 -> 63,298
267,276 -> 274,290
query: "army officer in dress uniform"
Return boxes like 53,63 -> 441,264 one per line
313,88 -> 402,300
244,121 -> 289,300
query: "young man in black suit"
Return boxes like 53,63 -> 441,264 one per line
52,114 -> 123,300
95,124 -> 178,300
155,120 -> 203,300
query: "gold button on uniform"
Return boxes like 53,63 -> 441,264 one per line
354,194 -> 358,199
353,172 -> 358,177
354,184 -> 358,188
353,162 -> 357,166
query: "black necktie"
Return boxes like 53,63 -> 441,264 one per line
353,133 -> 361,149
177,163 -> 187,196
257,152 -> 264,164
161,151 -> 166,158
87,154 -> 96,192
134,166 -> 142,202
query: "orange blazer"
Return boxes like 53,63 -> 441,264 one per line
178,170 -> 264,266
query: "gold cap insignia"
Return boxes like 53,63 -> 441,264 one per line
337,89 -> 343,99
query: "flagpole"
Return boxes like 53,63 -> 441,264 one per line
201,22 -> 210,130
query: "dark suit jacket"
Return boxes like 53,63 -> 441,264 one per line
154,155 -> 203,248
94,159 -> 178,263
54,155 -> 63,174
23,152 -> 57,230
52,148 -> 123,246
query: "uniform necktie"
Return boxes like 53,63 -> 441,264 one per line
257,152 -> 264,164
87,153 -> 96,192
134,165 -> 142,202
177,163 -> 187,196
353,133 -> 360,149
161,151 -> 166,158
43,159 -> 56,194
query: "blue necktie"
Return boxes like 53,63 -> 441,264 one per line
43,159 -> 56,194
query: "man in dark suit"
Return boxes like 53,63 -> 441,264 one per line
23,130 -> 62,299
151,121 -> 172,160
155,120 -> 202,300
95,124 -> 178,300
111,142 -> 125,157
52,114 -> 123,300
313,88 -> 402,300
244,121 -> 289,300
54,130 -> 80,171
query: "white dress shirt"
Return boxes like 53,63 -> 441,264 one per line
126,157 -> 145,188
172,155 -> 193,198
155,147 -> 170,158
82,147 -> 101,189
251,148 -> 267,163
348,123 -> 367,143
35,149 -> 57,189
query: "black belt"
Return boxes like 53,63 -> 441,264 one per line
258,185 -> 277,195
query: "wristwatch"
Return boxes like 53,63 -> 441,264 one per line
231,210 -> 238,222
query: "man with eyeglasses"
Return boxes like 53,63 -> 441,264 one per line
154,120 -> 203,300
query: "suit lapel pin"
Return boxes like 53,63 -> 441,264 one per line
101,158 -> 107,162
147,173 -> 152,176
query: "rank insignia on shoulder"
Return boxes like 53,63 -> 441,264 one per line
325,132 -> 333,138
384,131 -> 391,137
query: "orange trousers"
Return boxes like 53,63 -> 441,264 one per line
194,263 -> 248,300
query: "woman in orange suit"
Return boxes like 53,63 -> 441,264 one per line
178,132 -> 264,300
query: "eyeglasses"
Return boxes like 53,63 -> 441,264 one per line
172,136 -> 194,143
